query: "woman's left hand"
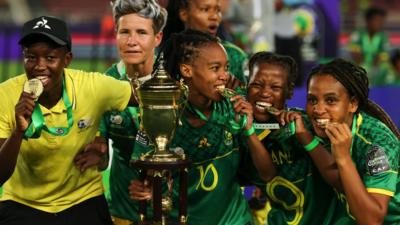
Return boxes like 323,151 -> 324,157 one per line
325,123 -> 353,163
230,95 -> 253,131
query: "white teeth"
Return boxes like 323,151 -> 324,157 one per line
316,119 -> 330,128
216,85 -> 225,91
255,102 -> 271,108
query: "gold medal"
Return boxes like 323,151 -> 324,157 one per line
217,87 -> 237,98
23,78 -> 43,100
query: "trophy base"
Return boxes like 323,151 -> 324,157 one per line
136,219 -> 185,225
139,150 -> 185,162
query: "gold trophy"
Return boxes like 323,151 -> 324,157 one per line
131,54 -> 191,225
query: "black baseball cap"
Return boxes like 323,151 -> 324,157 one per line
18,16 -> 71,51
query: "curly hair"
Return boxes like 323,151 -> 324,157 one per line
111,0 -> 167,33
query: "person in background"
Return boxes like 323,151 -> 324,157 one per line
287,58 -> 400,224
240,52 -> 335,225
348,6 -> 390,86
375,49 -> 400,87
129,29 -> 276,225
98,0 -> 167,224
0,15 -> 135,225
163,0 -> 249,84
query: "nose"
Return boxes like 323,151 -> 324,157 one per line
312,103 -> 326,116
259,86 -> 273,99
126,34 -> 137,46
34,58 -> 46,71
221,71 -> 230,82
209,9 -> 221,21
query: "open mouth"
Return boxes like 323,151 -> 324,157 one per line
36,76 -> 50,87
316,119 -> 330,128
216,85 -> 237,98
255,101 -> 280,114
208,25 -> 218,35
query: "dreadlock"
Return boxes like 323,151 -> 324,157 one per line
248,51 -> 298,99
156,29 -> 219,81
307,58 -> 400,138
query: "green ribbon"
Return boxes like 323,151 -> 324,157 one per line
185,100 -> 247,134
24,76 -> 73,138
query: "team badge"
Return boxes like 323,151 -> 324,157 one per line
110,115 -> 123,125
366,145 -> 390,175
77,118 -> 92,131
224,130 -> 233,146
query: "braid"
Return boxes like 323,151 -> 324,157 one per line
157,29 -> 219,81
307,58 -> 400,138
248,51 -> 298,98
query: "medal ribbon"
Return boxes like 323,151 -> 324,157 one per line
24,76 -> 73,138
185,100 -> 247,134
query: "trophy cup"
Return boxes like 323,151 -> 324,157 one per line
131,54 -> 191,225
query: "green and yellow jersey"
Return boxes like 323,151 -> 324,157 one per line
131,99 -> 254,225
323,112 -> 400,225
240,110 -> 335,225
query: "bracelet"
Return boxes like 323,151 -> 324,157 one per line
303,136 -> 320,152
243,125 -> 255,136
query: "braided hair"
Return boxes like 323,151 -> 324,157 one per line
157,29 -> 219,81
307,58 -> 400,138
248,51 -> 298,99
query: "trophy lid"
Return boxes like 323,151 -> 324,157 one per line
140,53 -> 179,91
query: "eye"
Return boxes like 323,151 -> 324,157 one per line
200,7 -> 209,12
138,30 -> 148,35
46,56 -> 56,61
210,65 -> 219,72
326,97 -> 337,105
249,82 -> 262,89
271,85 -> 282,92
224,65 -> 230,72
307,96 -> 317,105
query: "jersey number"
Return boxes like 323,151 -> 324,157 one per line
266,176 -> 305,225
196,163 -> 219,191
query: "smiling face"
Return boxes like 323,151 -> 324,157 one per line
247,63 -> 289,122
179,0 -> 222,36
23,42 -> 72,95
181,42 -> 229,104
116,13 -> 162,67
306,75 -> 359,138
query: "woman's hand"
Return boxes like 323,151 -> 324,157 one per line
325,123 -> 353,164
15,92 -> 36,133
231,95 -> 254,130
129,179 -> 152,201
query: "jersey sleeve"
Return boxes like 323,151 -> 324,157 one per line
0,88 -> 13,138
362,127 -> 399,196
94,73 -> 131,112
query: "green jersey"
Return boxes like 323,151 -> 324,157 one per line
240,110 -> 334,225
323,112 -> 400,225
99,62 -> 143,221
221,40 -> 248,84
131,99 -> 254,225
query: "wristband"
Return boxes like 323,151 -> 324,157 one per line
303,136 -> 320,152
243,125 -> 255,136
